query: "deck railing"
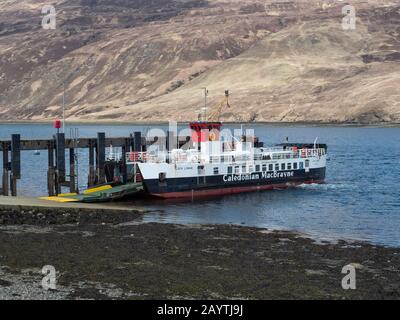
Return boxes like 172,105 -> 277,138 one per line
120,148 -> 326,165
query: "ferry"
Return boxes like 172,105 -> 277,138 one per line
106,121 -> 327,200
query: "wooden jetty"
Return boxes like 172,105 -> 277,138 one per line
0,131 -> 190,197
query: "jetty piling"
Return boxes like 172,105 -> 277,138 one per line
10,134 -> 21,197
69,148 -> 76,194
88,139 -> 96,188
96,132 -> 106,185
121,138 -> 130,185
134,132 -> 141,152
2,141 -> 9,196
47,140 -> 55,196
55,133 -> 66,195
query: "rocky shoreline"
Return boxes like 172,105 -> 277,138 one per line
0,207 -> 399,300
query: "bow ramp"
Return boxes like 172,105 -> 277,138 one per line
40,182 -> 144,203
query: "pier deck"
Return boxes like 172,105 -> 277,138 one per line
0,196 -> 144,213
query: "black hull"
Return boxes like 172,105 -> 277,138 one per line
142,168 -> 326,198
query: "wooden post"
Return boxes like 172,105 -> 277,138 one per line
122,138 -> 130,184
55,133 -> 65,195
69,148 -> 76,193
129,133 -> 134,152
96,132 -> 106,185
47,141 -> 55,196
2,142 -> 9,196
88,140 -> 95,188
10,134 -> 21,197
10,176 -> 17,197
134,132 -> 142,152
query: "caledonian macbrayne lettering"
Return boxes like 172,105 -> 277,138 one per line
223,171 -> 295,182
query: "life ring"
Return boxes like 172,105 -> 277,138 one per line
209,132 -> 217,141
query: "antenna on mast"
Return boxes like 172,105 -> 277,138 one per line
202,87 -> 208,121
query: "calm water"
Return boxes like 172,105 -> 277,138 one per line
1,123 -> 399,247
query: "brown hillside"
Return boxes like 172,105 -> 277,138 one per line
0,0 -> 399,124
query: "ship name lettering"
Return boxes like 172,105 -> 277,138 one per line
223,171 -> 294,182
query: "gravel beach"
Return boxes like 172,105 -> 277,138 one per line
0,206 -> 399,300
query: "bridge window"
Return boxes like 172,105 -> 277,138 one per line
262,164 -> 267,172
256,165 -> 260,172
228,166 -> 233,174
287,163 -> 292,170
305,160 -> 310,168
235,166 -> 240,174
269,164 -> 273,171
294,163 -> 298,170
275,164 -> 279,171
213,167 -> 219,175
242,165 -> 247,174
299,162 -> 304,170
281,163 -> 286,171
